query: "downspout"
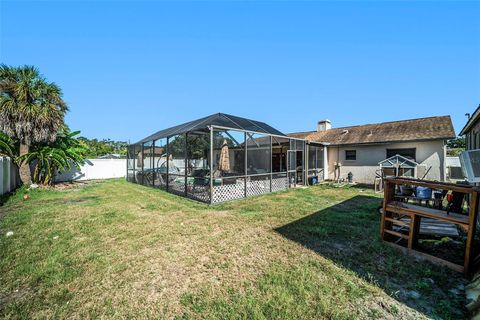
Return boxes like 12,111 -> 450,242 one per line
336,146 -> 340,182
323,145 -> 328,181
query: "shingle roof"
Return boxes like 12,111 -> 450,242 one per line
136,113 -> 286,144
288,116 -> 455,146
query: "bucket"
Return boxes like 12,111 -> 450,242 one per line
416,186 -> 432,199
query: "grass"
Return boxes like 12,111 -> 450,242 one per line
0,179 -> 467,319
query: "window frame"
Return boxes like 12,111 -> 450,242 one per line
386,148 -> 416,161
345,150 -> 356,161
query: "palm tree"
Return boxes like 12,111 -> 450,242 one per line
0,65 -> 68,184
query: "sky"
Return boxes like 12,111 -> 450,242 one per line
1,1 -> 479,143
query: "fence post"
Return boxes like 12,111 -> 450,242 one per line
0,157 -> 4,195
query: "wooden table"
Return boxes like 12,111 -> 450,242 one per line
381,177 -> 480,274
394,194 -> 443,209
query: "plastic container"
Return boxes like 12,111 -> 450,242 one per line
308,176 -> 318,185
416,186 -> 432,199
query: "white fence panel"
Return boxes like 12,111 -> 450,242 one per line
56,159 -> 126,182
0,157 -> 20,195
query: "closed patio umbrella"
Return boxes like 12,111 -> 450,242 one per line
219,139 -> 230,173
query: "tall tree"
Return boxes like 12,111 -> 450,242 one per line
0,65 -> 68,184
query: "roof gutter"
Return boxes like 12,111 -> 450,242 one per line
313,137 -> 455,147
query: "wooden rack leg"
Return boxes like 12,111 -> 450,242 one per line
408,215 -> 421,249
381,180 -> 395,240
464,192 -> 479,274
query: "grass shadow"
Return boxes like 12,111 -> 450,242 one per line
275,195 -> 467,319
0,187 -> 22,207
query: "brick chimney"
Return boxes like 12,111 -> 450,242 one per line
317,119 -> 331,132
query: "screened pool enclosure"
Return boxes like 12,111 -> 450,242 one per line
127,113 -> 325,203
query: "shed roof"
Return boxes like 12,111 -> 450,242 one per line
136,113 -> 286,144
289,116 -> 455,146
378,154 -> 418,168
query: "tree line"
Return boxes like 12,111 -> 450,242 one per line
78,137 -> 127,158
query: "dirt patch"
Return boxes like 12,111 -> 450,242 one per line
53,180 -> 104,190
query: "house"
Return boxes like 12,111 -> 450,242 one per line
128,113 -> 456,203
460,104 -> 480,150
289,116 -> 456,184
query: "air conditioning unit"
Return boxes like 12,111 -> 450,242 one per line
460,150 -> 480,183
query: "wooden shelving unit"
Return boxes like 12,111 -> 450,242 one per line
381,177 -> 480,274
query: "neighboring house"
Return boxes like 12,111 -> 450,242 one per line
289,116 -> 456,184
460,104 -> 480,150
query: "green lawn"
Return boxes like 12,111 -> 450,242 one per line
0,180 -> 467,319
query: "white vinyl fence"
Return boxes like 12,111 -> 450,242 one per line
0,158 -> 126,195
0,157 -> 20,196
55,159 -> 126,182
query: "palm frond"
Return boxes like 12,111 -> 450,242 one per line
20,129 -> 87,184
0,65 -> 68,145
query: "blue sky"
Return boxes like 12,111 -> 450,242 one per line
1,1 -> 479,142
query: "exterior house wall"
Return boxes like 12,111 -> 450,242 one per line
462,114 -> 480,187
466,119 -> 480,150
326,140 -> 447,184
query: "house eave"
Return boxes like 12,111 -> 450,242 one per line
307,137 -> 454,147
460,106 -> 480,136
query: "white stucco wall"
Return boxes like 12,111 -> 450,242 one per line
326,140 -> 447,184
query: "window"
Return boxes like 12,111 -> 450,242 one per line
345,150 -> 356,161
386,148 -> 416,161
